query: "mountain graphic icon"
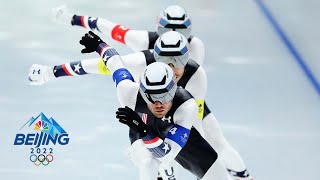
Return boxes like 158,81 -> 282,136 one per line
20,112 -> 67,138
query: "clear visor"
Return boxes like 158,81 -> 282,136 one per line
154,46 -> 189,68
140,79 -> 177,104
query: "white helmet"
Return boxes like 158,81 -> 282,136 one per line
156,5 -> 192,38
139,62 -> 177,104
154,31 -> 189,68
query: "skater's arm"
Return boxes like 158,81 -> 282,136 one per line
28,46 -> 151,85
53,6 -> 155,52
70,13 -> 153,51
185,66 -> 207,119
28,58 -> 111,85
53,58 -> 111,77
80,31 -> 141,108
115,99 -> 197,166
141,99 -> 197,166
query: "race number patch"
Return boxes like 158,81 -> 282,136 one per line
165,124 -> 190,148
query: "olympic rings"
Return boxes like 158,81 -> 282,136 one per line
34,158 -> 42,166
42,158 -> 49,166
30,154 -> 37,162
46,154 -> 54,162
38,154 -> 45,162
29,154 -> 54,166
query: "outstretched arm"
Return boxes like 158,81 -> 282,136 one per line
28,58 -> 110,85
53,6 -> 155,51
53,58 -> 111,77
29,31 -> 138,109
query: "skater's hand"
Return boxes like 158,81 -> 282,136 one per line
79,31 -> 104,54
28,64 -> 55,85
116,106 -> 149,137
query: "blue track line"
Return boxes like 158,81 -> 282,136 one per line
254,0 -> 320,96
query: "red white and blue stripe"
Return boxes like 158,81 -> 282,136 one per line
53,61 -> 88,77
96,43 -> 119,64
72,15 -> 100,31
142,131 -> 171,158
138,113 -> 148,124
141,113 -> 148,124
95,43 -> 134,86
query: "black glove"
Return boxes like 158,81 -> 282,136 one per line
79,31 -> 103,54
116,106 -> 149,137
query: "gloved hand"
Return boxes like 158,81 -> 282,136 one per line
28,64 -> 55,85
116,106 -> 149,137
79,31 -> 103,54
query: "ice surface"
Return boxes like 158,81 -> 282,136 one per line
0,0 -> 319,179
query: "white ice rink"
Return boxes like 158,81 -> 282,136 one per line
0,0 -> 319,179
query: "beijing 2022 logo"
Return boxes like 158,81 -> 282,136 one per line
13,113 -> 70,166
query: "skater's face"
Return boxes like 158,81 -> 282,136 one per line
147,101 -> 173,118
168,63 -> 185,81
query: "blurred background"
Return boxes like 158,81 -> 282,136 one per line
0,0 -> 319,179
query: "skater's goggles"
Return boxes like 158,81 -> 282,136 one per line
154,45 -> 189,68
139,79 -> 177,105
